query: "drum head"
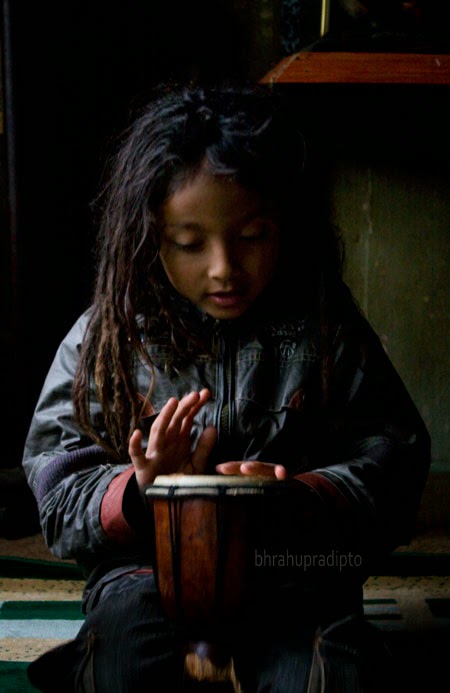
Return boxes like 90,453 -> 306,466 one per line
145,474 -> 288,498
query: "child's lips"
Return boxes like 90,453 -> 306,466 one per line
207,290 -> 244,307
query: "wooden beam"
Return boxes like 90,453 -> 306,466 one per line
262,52 -> 450,85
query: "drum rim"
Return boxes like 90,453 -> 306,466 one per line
145,474 -> 289,497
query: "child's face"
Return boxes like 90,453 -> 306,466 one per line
159,166 -> 280,320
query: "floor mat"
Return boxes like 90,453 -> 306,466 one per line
1,534 -> 449,691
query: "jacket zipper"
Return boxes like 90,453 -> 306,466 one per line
216,330 -> 235,446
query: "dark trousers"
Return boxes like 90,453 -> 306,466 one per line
27,567 -> 397,692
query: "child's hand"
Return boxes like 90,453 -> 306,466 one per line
215,461 -> 288,480
129,389 -> 217,490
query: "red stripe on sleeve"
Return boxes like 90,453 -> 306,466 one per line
100,466 -> 137,543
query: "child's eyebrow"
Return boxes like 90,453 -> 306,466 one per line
163,222 -> 204,232
163,208 -> 277,233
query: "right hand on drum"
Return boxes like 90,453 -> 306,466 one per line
216,460 -> 288,480
128,388 -> 217,490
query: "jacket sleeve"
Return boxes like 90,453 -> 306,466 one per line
294,313 -> 431,559
22,313 -> 150,571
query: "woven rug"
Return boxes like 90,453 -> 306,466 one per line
0,536 -> 85,692
1,533 -> 449,692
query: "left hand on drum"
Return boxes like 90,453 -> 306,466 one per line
129,389 -> 218,490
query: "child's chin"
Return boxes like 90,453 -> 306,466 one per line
205,305 -> 248,321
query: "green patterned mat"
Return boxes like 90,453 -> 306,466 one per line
0,662 -> 33,693
1,550 -> 449,691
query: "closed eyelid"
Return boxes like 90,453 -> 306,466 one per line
240,217 -> 279,236
162,215 -> 278,242
162,224 -> 205,243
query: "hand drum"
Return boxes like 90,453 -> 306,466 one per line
145,474 -> 290,627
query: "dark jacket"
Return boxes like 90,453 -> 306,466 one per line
22,289 -> 430,600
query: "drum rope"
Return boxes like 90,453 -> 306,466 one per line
168,491 -> 183,622
214,487 -> 228,621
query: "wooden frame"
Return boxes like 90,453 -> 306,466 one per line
262,51 -> 450,85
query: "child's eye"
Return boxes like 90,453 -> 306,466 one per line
172,240 -> 203,252
241,221 -> 274,241
241,231 -> 263,241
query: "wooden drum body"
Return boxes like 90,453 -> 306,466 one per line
145,474 -> 288,628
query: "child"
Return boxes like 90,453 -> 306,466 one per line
23,84 -> 430,692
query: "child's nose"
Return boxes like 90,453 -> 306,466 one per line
208,242 -> 238,281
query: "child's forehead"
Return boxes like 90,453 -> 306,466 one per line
163,170 -> 278,222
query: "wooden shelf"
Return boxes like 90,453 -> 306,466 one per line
262,52 -> 450,85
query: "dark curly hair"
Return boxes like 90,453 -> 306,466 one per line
72,83 -> 344,460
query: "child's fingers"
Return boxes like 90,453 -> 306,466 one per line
128,429 -> 143,456
166,391 -> 201,436
169,389 -> 211,437
215,461 -> 243,475
274,464 -> 288,480
215,461 -> 286,478
178,388 -> 212,436
150,389 -> 212,443
198,388 -> 212,404
150,397 -> 180,437
128,429 -> 146,469
240,461 -> 283,477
